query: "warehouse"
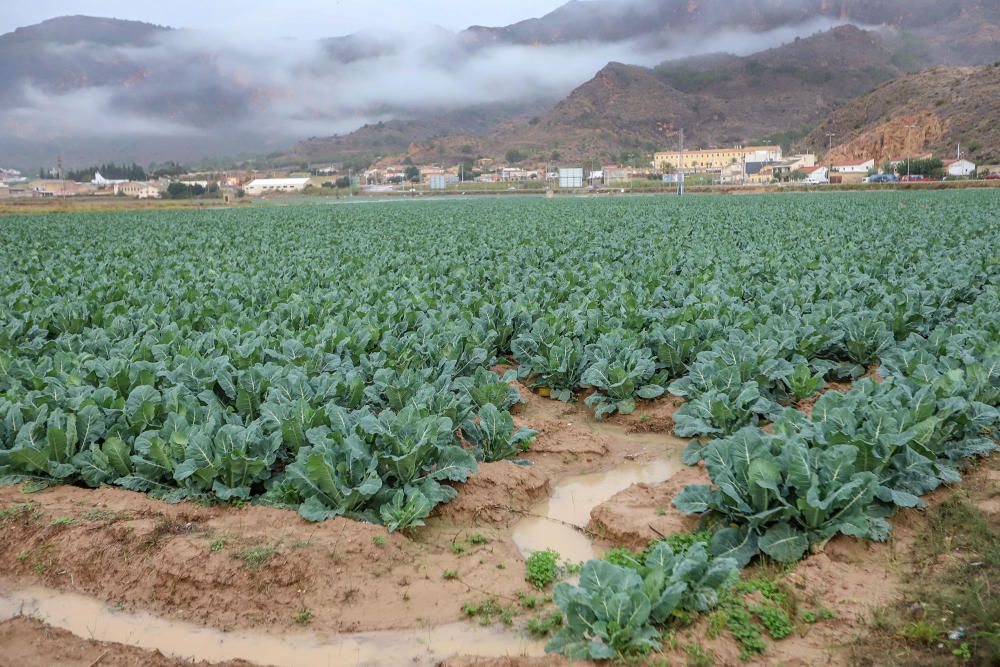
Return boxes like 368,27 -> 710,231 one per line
243,177 -> 311,196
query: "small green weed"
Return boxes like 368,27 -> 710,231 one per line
726,607 -> 767,659
0,503 -> 36,524
682,642 -> 715,666
48,516 -> 77,527
233,544 -> 277,570
468,533 -> 488,545
442,569 -> 458,580
953,642 -> 971,660
517,592 -> 538,610
525,550 -> 559,589
461,597 -> 517,626
751,603 -> 793,639
372,535 -> 386,547
293,607 -> 313,626
527,611 -> 563,638
81,509 -> 120,523
898,618 -> 943,645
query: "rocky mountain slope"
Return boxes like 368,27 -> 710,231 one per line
381,26 -> 901,166
800,64 -> 1000,167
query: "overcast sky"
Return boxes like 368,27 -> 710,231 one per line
1,0 -> 569,39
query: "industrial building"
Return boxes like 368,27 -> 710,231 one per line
244,178 -> 311,196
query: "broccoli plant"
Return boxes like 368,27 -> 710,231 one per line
461,404 -> 536,462
546,542 -> 738,660
582,333 -> 664,419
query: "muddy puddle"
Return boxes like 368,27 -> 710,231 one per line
512,423 -> 686,563
0,585 -> 545,667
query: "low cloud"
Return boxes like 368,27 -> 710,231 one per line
0,13 -> 857,165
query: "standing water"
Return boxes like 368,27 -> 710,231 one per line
0,586 -> 546,667
512,426 -> 687,563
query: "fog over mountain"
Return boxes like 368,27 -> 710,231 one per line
1,0 -> 997,169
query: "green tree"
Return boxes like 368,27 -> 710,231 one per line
166,182 -> 191,199
908,157 -> 943,178
404,166 -> 420,182
505,149 -> 526,164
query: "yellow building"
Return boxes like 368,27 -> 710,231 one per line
654,145 -> 782,173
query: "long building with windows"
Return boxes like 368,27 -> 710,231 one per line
654,145 -> 783,173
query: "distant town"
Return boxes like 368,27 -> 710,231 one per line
1,142 -> 996,201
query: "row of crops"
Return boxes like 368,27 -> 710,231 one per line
0,194 -> 997,549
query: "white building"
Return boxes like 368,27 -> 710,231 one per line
92,171 -> 128,187
944,159 -> 976,177
786,154 -> 816,169
500,167 -> 530,181
0,168 -> 24,183
803,167 -> 830,184
832,159 -> 875,174
244,178 -> 311,196
115,181 -> 161,199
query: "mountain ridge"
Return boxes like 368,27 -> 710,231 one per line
2,1 -> 999,169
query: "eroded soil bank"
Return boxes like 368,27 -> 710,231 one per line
0,385 -> 996,666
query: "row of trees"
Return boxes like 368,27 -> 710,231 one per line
57,163 -> 148,182
164,182 -> 221,199
880,157 -> 944,178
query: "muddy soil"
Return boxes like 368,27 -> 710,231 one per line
0,616 -> 259,667
0,382 -> 995,666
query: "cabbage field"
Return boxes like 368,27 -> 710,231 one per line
1,192 -> 997,564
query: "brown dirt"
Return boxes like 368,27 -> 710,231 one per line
0,387 -> 672,642
0,616 -> 259,667
587,466 -> 707,550
436,461 -> 551,523
0,380 -> 994,667
608,395 -> 682,435
440,659 -> 582,667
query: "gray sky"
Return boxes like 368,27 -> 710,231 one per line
1,1 -> 568,39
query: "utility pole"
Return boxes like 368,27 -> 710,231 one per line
904,124 -> 918,181
825,132 -> 836,182
678,128 -> 685,196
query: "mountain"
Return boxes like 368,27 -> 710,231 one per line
800,64 -> 1000,167
381,25 -> 903,165
462,0 -> 1000,57
2,1 -> 999,170
289,0 -> 1000,169
0,16 -> 168,106
279,101 -> 550,167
